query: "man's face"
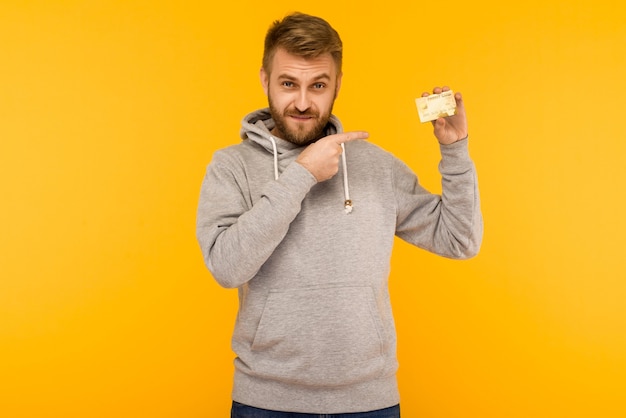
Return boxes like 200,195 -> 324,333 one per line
260,48 -> 342,145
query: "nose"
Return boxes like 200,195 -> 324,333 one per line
294,88 -> 311,112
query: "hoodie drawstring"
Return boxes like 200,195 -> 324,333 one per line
340,143 -> 352,214
269,136 -> 353,214
269,136 -> 279,181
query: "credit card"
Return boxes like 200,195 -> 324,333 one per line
415,90 -> 457,123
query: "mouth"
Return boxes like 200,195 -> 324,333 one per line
287,113 -> 317,121
289,116 -> 313,122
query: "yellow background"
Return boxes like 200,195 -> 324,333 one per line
1,1 -> 625,417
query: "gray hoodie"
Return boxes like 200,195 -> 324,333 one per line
196,108 -> 483,414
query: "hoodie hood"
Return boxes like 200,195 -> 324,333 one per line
239,108 -> 353,213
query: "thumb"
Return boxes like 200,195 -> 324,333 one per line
434,117 -> 445,133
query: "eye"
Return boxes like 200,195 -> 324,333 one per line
312,82 -> 326,89
281,81 -> 294,88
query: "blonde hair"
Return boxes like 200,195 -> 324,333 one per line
262,12 -> 343,75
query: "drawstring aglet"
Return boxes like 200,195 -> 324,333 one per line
344,200 -> 353,214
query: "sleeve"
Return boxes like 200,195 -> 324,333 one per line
196,150 -> 317,288
394,138 -> 483,259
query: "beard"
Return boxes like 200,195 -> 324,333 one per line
268,97 -> 333,146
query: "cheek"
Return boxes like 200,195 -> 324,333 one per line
268,90 -> 291,110
317,94 -> 336,113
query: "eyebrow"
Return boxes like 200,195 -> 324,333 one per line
276,73 -> 332,82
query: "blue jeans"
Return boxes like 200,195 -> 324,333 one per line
231,401 -> 400,418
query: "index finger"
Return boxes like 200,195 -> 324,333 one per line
331,131 -> 370,144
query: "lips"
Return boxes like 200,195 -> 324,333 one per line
290,117 -> 314,123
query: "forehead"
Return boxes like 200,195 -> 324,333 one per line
270,48 -> 337,78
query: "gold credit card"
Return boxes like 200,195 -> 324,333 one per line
415,90 -> 457,123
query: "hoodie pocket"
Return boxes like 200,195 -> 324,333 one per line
250,285 -> 386,386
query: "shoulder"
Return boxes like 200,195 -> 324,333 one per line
344,140 -> 399,166
210,140 -> 261,165
346,139 -> 391,156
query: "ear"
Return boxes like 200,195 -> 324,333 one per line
335,72 -> 343,97
260,67 -> 269,96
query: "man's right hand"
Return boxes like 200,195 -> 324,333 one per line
295,131 -> 369,182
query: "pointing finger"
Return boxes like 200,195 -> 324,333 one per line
331,131 -> 369,144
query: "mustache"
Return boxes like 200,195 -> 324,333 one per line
284,109 -> 319,118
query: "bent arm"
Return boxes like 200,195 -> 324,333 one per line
395,138 -> 483,259
196,152 -> 316,288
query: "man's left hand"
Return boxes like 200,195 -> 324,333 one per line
422,86 -> 468,145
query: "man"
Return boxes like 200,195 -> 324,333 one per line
197,12 -> 483,418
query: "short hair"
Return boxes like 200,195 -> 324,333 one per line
262,12 -> 343,75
